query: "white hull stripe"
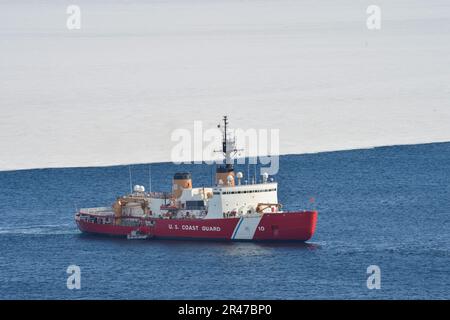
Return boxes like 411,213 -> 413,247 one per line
232,216 -> 262,240
231,218 -> 244,239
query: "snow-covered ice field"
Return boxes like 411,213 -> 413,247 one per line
1,0 -> 449,171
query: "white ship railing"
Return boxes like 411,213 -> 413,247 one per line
79,207 -> 112,214
147,191 -> 172,199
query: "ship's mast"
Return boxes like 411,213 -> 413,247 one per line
219,115 -> 238,167
222,115 -> 228,155
215,116 -> 241,186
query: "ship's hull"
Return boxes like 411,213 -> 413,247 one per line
76,211 -> 317,242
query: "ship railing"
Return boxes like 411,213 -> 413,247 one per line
147,191 -> 172,199
79,207 -> 113,214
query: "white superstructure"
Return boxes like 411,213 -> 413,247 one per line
206,182 -> 278,219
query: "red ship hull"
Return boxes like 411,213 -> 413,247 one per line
76,211 -> 317,242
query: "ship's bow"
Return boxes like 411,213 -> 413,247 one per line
253,211 -> 318,241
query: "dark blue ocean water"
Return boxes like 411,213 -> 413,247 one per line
0,143 -> 449,299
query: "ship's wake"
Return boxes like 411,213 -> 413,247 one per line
0,224 -> 79,235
